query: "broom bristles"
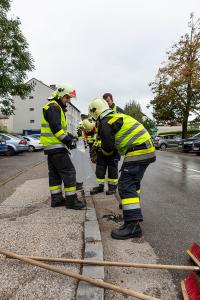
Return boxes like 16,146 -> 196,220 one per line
183,272 -> 200,300
189,243 -> 200,262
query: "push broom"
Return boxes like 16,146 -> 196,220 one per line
181,272 -> 200,300
187,243 -> 200,269
180,243 -> 200,299
0,247 -> 160,300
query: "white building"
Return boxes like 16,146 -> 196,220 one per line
0,114 -> 13,132
8,78 -> 80,135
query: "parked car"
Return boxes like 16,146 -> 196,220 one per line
23,135 -> 43,152
153,134 -> 182,150
192,139 -> 200,155
29,134 -> 40,139
0,133 -> 28,155
0,136 -> 8,154
178,132 -> 200,153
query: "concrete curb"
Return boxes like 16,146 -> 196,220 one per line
76,192 -> 104,300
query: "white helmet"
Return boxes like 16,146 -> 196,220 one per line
82,118 -> 95,131
54,84 -> 76,98
78,120 -> 83,127
88,98 -> 110,120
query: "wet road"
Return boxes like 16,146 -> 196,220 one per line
142,151 -> 200,288
0,151 -> 45,186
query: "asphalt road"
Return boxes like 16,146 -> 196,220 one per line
0,151 -> 45,186
142,150 -> 200,289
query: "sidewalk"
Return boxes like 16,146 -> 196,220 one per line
0,177 -> 85,300
92,192 -> 179,300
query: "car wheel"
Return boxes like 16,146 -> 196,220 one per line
160,143 -> 167,151
6,146 -> 15,156
183,150 -> 189,153
28,145 -> 35,152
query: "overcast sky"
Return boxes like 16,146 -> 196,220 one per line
11,0 -> 200,116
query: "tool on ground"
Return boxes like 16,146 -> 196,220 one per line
187,243 -> 200,268
0,248 -> 159,300
181,272 -> 200,300
5,254 -> 200,271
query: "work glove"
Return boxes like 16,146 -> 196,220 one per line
68,138 -> 77,150
62,134 -> 76,149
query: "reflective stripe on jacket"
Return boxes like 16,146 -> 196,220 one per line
106,113 -> 155,160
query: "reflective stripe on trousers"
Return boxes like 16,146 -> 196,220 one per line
49,185 -> 62,194
108,178 -> 118,185
64,186 -> 76,196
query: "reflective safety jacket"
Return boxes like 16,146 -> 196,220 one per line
40,100 -> 70,154
87,133 -> 94,144
99,113 -> 156,163
77,127 -> 84,139
111,103 -> 124,113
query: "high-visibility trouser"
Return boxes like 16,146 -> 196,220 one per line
47,152 -> 76,198
118,162 -> 149,222
96,150 -> 118,187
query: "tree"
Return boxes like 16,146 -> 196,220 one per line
150,14 -> 200,138
124,99 -> 143,123
142,118 -> 157,136
0,0 -> 34,116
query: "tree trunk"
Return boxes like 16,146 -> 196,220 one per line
182,118 -> 188,139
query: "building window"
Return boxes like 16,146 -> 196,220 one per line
29,96 -> 34,99
29,108 -> 34,111
30,120 -> 35,123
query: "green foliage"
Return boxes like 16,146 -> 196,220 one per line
150,14 -> 200,138
124,99 -> 143,123
0,0 -> 10,11
143,118 -> 157,135
158,129 -> 200,137
0,0 -> 34,116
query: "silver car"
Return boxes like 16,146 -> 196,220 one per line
153,134 -> 182,150
0,133 -> 28,155
23,135 -> 43,152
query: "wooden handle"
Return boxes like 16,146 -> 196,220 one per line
181,281 -> 189,300
0,248 -> 160,300
7,255 -> 200,271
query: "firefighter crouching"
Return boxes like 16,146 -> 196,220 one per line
40,84 -> 85,210
82,117 -> 96,155
88,98 -> 156,240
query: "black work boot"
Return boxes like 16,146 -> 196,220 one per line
111,222 -> 142,240
65,194 -> 86,210
90,185 -> 104,195
119,203 -> 122,210
106,185 -> 117,195
51,193 -> 65,207
76,182 -> 83,191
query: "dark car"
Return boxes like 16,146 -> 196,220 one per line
0,136 -> 8,154
192,139 -> 200,155
178,132 -> 200,153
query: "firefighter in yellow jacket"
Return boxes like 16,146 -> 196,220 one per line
40,84 -> 85,209
88,98 -> 156,240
